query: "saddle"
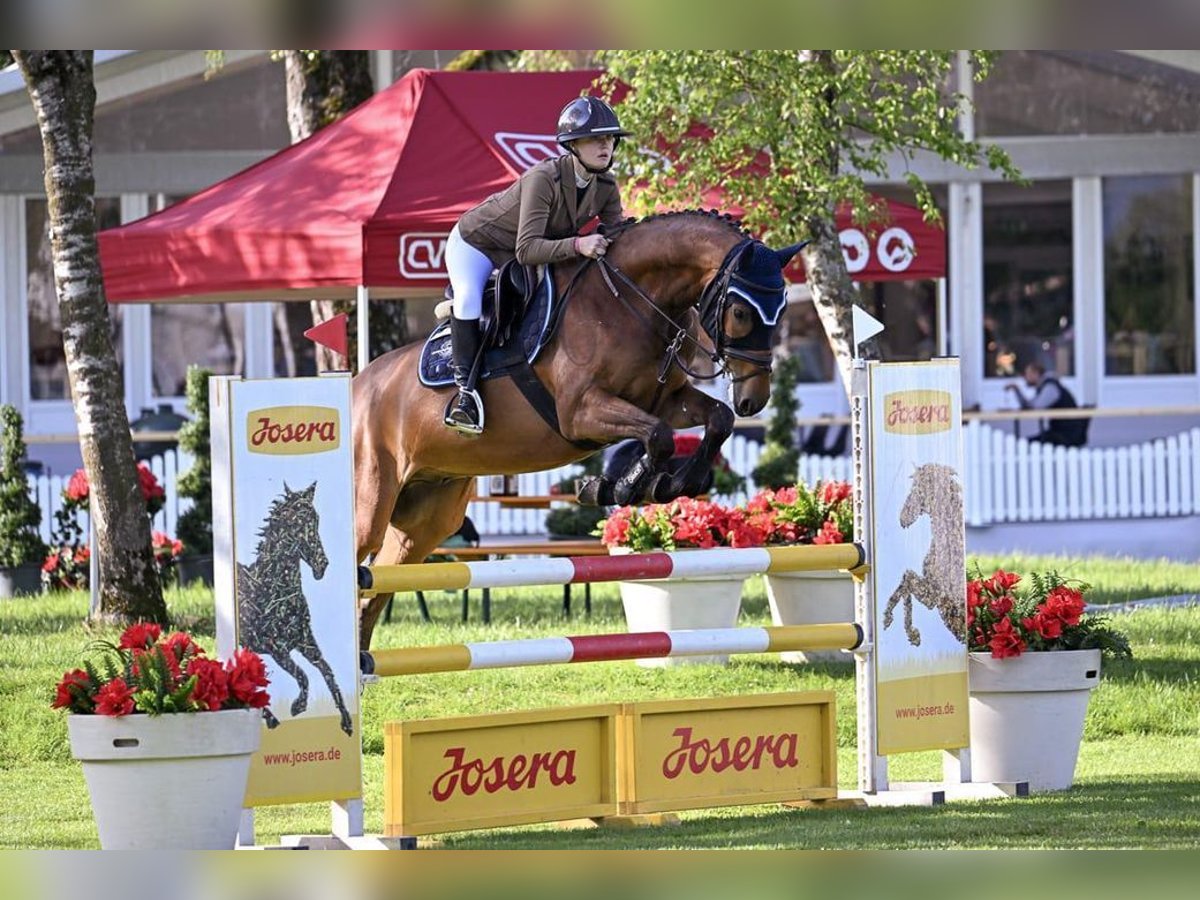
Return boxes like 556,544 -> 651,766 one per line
466,259 -> 539,350
419,261 -> 559,388
418,260 -> 599,449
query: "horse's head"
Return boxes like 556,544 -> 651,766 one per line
283,481 -> 328,580
698,238 -> 807,416
899,463 -> 957,529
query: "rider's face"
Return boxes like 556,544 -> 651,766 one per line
573,135 -> 616,170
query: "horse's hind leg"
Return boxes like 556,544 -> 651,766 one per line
266,650 -> 311,719
359,478 -> 474,649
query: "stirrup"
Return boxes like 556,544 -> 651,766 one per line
444,388 -> 484,436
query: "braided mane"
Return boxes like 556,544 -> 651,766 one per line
607,208 -> 754,240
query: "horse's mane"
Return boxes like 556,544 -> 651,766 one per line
606,208 -> 755,242
253,488 -> 313,555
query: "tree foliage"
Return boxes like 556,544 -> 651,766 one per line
596,51 -> 1021,390
0,405 -> 47,568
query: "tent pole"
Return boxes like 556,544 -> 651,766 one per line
936,277 -> 948,356
357,285 -> 370,372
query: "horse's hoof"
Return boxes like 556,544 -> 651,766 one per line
576,476 -> 614,507
340,713 -> 354,737
649,472 -> 675,503
263,711 -> 280,730
291,699 -> 307,718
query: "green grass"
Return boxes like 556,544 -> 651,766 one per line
2,554 -> 1198,849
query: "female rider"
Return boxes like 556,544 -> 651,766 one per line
443,96 -> 631,434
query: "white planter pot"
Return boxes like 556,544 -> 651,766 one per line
968,649 -> 1101,792
68,707 -> 262,849
612,550 -> 741,667
764,568 -> 856,664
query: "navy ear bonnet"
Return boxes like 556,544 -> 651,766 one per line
730,242 -> 789,326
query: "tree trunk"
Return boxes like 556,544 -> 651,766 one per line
801,217 -> 862,396
13,50 -> 167,625
283,51 -> 383,372
803,50 -> 878,397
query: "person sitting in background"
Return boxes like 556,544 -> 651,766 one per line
1005,362 -> 1088,447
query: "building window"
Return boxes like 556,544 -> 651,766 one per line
982,180 -> 1074,379
25,198 -> 123,401
1103,175 -> 1195,376
858,281 -> 939,362
150,304 -> 246,397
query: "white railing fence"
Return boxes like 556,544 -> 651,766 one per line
962,421 -> 1200,525
26,424 -> 1200,542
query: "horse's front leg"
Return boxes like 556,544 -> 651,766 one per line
655,383 -> 735,501
562,389 -> 675,506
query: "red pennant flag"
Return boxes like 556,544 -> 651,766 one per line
304,313 -> 349,359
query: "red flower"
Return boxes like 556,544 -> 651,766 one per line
226,649 -> 270,707
1042,585 -> 1085,627
52,669 -> 92,710
41,553 -> 59,573
813,520 -> 844,545
118,622 -> 163,651
1026,612 -> 1064,640
94,678 -> 136,716
987,595 -> 1013,617
187,658 -> 231,711
988,618 -> 1026,659
65,469 -> 89,504
819,481 -> 852,505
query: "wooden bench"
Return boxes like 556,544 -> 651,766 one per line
385,540 -> 609,625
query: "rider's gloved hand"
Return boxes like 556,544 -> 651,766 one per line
575,234 -> 610,259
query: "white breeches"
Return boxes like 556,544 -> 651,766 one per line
446,224 -> 495,321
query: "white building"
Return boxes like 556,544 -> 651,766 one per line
2,51 -> 1198,556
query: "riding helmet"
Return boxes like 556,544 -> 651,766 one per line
556,96 -> 632,146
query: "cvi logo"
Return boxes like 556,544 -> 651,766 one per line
839,226 -> 915,274
398,232 -> 450,279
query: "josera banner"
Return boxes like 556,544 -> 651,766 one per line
212,375 -> 361,806
867,360 -> 969,756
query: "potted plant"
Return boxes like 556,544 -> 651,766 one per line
53,621 -> 270,849
966,568 -> 1132,792
597,497 -> 762,666
0,405 -> 48,598
176,366 -> 214,586
750,353 -> 802,490
743,480 -> 855,662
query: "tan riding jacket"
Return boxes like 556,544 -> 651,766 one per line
458,154 -> 624,267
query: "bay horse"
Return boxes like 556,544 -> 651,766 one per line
353,210 -> 804,649
882,463 -> 967,647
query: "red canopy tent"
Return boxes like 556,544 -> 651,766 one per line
98,68 -> 947,362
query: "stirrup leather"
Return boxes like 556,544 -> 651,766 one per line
444,388 -> 485,435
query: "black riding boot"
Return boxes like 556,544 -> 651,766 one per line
444,316 -> 484,435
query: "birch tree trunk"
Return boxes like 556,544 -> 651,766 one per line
282,51 -> 392,372
13,50 -> 167,625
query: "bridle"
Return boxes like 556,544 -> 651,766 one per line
584,237 -> 782,402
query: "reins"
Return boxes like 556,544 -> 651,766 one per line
588,236 -> 776,398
